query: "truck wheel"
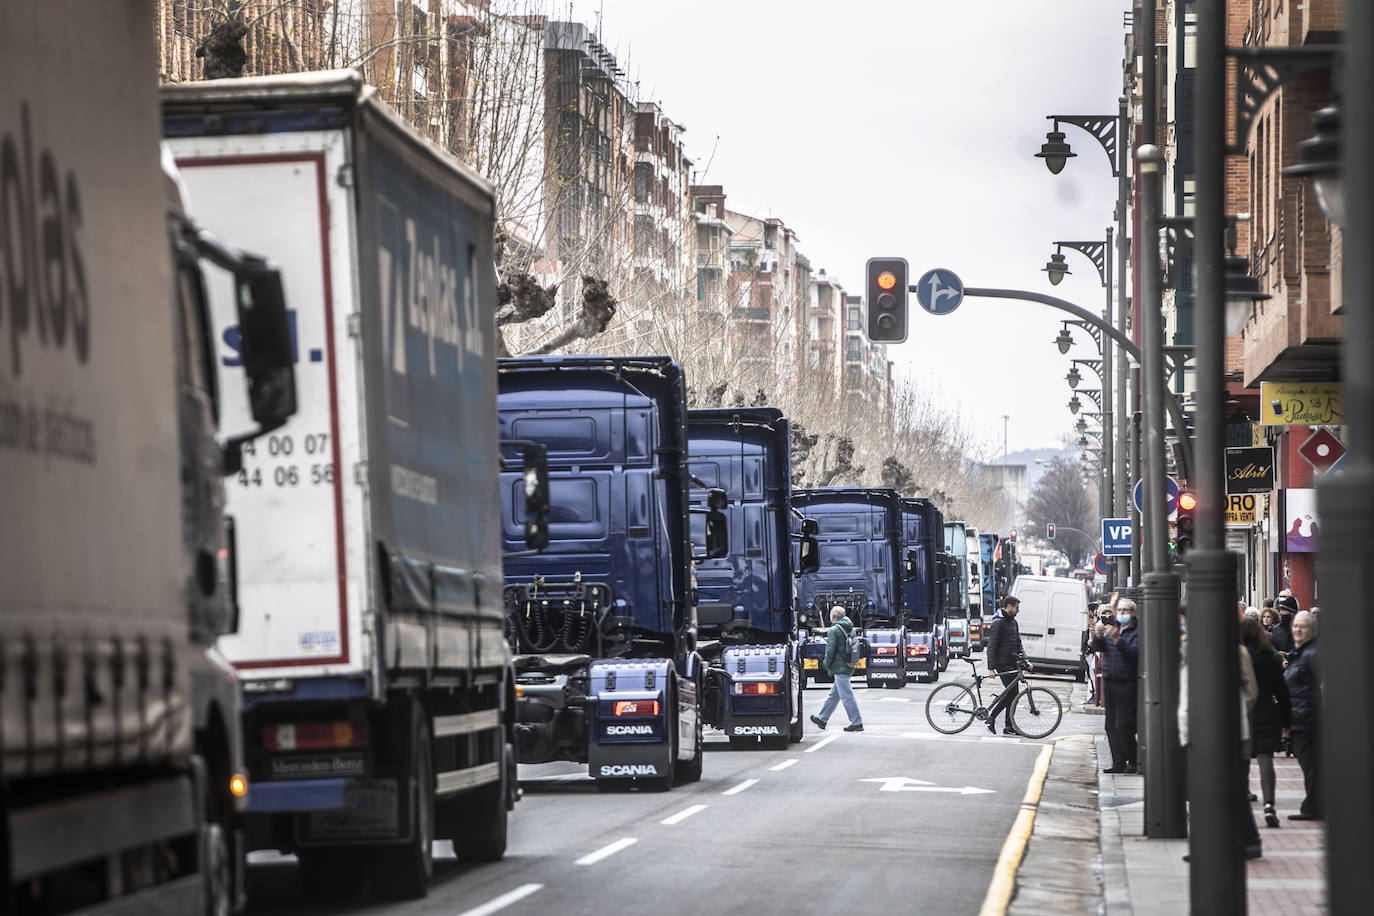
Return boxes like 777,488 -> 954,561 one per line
376,706 -> 434,899
675,710 -> 703,784
451,740 -> 512,862
203,820 -> 232,916
788,679 -> 804,743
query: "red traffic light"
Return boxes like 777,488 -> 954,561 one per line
1177,492 -> 1198,512
876,271 -> 897,291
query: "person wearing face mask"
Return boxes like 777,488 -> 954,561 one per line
1283,611 -> 1322,820
1090,591 -> 1140,774
1268,594 -> 1299,657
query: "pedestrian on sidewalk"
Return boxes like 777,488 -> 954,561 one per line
984,595 -> 1027,735
1284,610 -> 1322,820
1240,615 -> 1290,829
809,606 -> 864,733
1269,594 -> 1299,658
1091,592 -> 1139,774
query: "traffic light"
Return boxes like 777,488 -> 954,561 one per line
866,257 -> 909,343
1046,523 -> 1056,540
1175,490 -> 1197,559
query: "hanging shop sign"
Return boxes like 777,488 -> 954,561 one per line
1260,381 -> 1343,426
1225,446 -> 1275,494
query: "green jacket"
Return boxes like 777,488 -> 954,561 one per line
823,616 -> 857,677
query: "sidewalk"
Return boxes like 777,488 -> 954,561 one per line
1009,681 -> 1327,915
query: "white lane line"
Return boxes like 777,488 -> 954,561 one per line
660,804 -> 708,825
769,758 -> 799,771
722,779 -> 759,796
455,883 -> 544,916
805,734 -> 841,753
575,837 -> 638,866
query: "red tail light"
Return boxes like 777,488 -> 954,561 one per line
613,700 -> 660,717
908,645 -> 930,657
874,646 -> 897,656
262,721 -> 366,751
734,682 -> 779,695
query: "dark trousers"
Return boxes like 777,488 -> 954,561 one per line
986,671 -> 1019,728
1292,727 -> 1324,816
1103,678 -> 1138,767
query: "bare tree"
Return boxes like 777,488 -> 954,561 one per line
1026,455 -> 1099,566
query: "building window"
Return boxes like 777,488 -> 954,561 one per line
846,307 -> 861,331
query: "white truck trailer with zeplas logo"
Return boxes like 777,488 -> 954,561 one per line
161,72 -> 516,902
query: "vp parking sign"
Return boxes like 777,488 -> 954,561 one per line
1102,518 -> 1132,557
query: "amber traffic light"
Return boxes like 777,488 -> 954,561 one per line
866,257 -> 909,343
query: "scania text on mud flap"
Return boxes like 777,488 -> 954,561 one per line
499,357 -> 715,788
688,407 -> 818,749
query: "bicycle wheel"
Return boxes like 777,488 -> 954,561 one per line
925,683 -> 978,734
1011,686 -> 1063,739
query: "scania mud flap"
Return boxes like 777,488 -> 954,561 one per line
586,659 -> 673,780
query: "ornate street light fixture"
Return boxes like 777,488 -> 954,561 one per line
1068,395 -> 1081,415
1054,327 -> 1074,354
1035,129 -> 1076,174
1043,251 -> 1071,285
1066,366 -> 1081,388
1283,104 -> 1343,227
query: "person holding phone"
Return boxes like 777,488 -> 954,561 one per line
1091,591 -> 1140,774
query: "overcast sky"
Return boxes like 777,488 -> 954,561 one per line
570,0 -> 1133,458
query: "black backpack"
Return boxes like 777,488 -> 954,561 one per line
840,626 -> 863,666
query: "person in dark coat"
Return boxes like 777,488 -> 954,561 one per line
1284,611 -> 1322,820
1268,594 -> 1298,656
1090,592 -> 1140,773
1240,615 -> 1291,828
984,596 -> 1027,735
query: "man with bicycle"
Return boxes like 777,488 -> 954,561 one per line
985,595 -> 1030,735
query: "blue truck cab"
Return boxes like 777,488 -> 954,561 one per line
792,488 -> 907,689
902,498 -> 947,682
687,408 -> 817,748
497,356 -> 720,788
944,521 -> 971,658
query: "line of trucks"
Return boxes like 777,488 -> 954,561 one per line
2,6 -> 1024,911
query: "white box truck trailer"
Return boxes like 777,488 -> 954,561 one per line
161,71 -> 515,902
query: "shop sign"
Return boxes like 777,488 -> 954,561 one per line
1225,447 -> 1274,494
1260,381 -> 1342,426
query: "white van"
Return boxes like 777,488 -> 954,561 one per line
1009,575 -> 1091,678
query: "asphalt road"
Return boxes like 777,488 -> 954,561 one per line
243,670 -> 1085,916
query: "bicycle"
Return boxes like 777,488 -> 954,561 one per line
924,658 -> 1063,739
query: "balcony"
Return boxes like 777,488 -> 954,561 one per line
696,248 -> 725,271
732,307 -> 770,323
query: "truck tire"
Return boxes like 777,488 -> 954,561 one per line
787,677 -> 804,743
676,711 -> 703,784
375,706 -> 434,899
203,820 -> 232,916
451,740 -> 512,862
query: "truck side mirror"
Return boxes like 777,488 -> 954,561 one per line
904,549 -> 918,580
223,515 -> 240,635
800,517 -> 819,536
797,534 -> 819,575
706,487 -> 728,511
704,509 -> 728,559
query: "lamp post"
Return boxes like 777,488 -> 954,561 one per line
1191,2 -> 1242,908
1037,104 -> 1131,597
1311,5 -> 1372,910
1051,236 -> 1117,586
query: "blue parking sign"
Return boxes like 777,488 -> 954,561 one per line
1102,518 -> 1133,557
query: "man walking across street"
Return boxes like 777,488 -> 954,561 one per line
810,606 -> 864,733
1284,611 -> 1322,820
985,596 -> 1027,735
1091,592 -> 1140,773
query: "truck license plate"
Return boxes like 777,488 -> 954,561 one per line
304,779 -> 399,840
803,658 -> 818,670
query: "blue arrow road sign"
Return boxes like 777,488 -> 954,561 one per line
1133,476 -> 1179,516
916,268 -> 964,315
1102,518 -> 1133,556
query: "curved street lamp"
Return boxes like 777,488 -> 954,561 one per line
1283,104 -> 1342,226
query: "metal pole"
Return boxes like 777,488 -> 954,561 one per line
1116,98 -> 1132,592
1138,145 -> 1168,576
1320,3 -> 1374,911
1189,1 -> 1244,910
1103,226 -> 1117,588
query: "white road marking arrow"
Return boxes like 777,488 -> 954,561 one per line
877,696 -> 911,703
860,777 -> 995,795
